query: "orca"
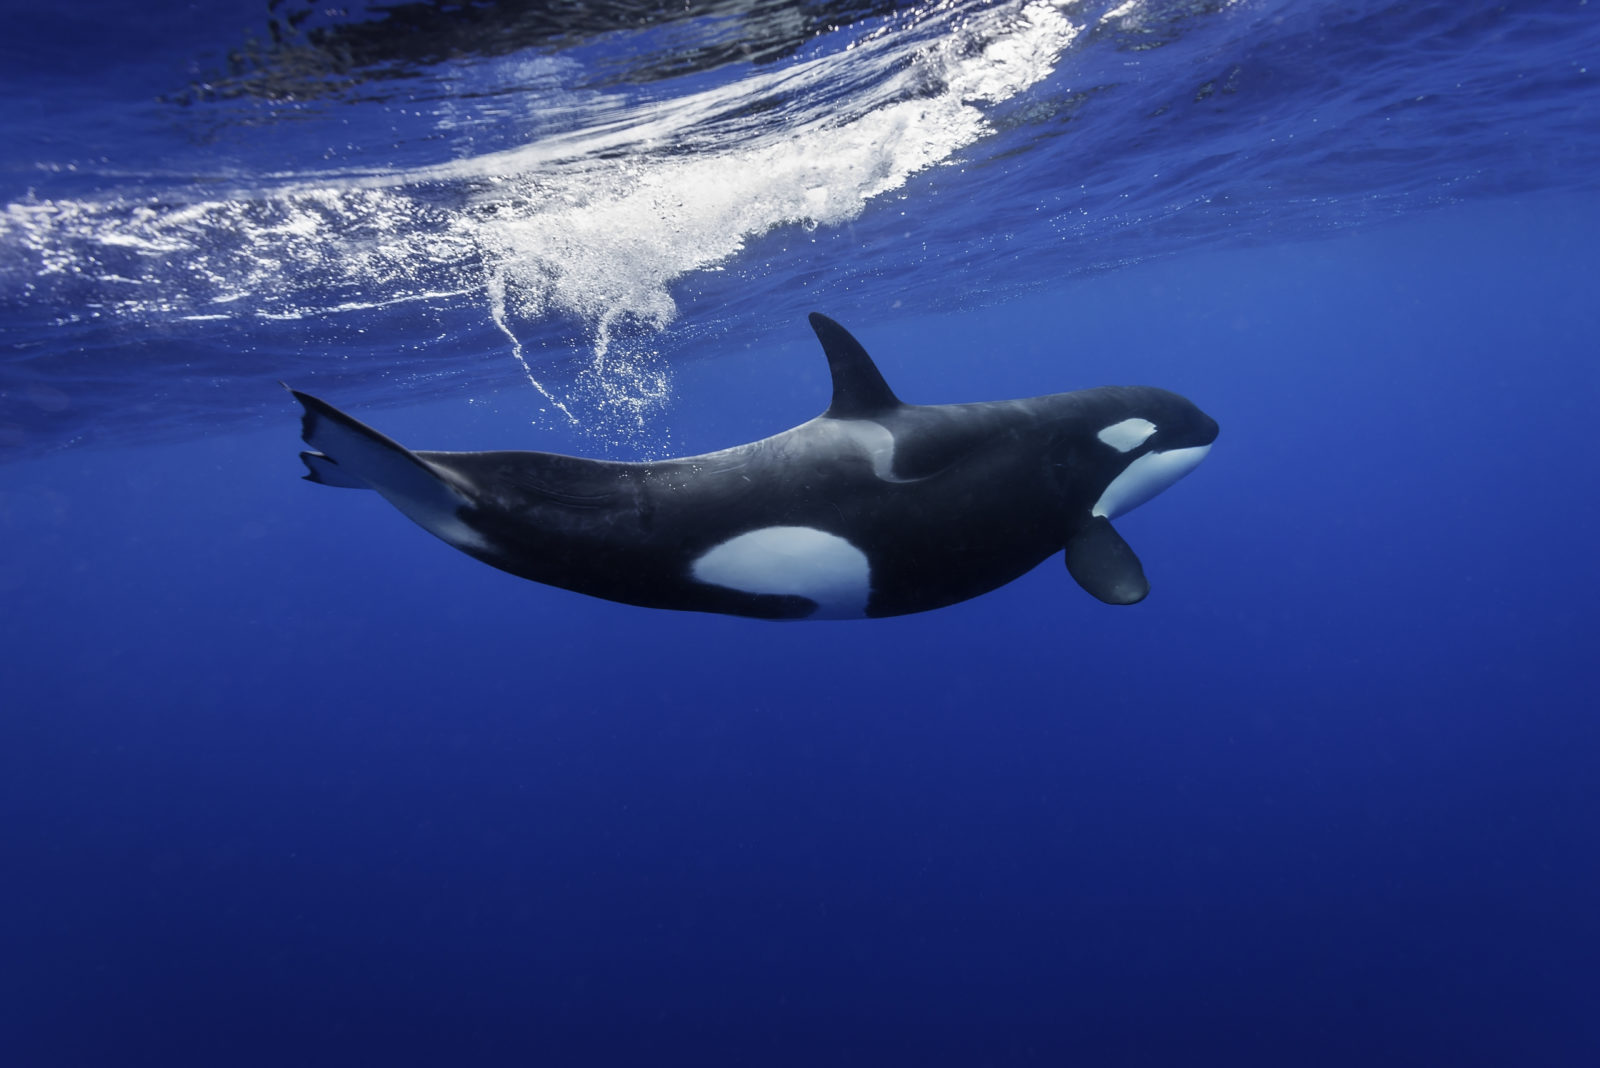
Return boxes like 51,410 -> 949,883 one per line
288,313 -> 1217,619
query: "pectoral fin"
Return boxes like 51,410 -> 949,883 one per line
1065,517 -> 1150,605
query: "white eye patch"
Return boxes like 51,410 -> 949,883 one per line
1096,417 -> 1158,453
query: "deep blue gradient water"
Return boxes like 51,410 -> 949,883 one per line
3,1 -> 1599,1065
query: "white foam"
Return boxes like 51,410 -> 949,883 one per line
474,1 -> 1079,337
691,526 -> 871,619
0,2 -> 1083,433
0,3 -> 1079,320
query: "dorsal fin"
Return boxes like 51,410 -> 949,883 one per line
809,312 -> 902,418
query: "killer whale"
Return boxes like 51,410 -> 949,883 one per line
289,313 -> 1217,619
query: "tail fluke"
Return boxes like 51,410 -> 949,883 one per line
299,448 -> 370,488
288,385 -> 422,492
285,386 -> 489,552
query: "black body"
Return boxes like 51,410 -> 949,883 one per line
291,313 -> 1218,619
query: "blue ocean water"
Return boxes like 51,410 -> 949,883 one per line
2,0 -> 1598,1064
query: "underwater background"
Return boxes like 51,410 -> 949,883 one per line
2,1 -> 1598,1064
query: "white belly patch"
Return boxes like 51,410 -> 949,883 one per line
691,526 -> 871,619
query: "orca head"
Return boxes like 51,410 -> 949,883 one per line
1075,387 -> 1219,521
1048,387 -> 1217,606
